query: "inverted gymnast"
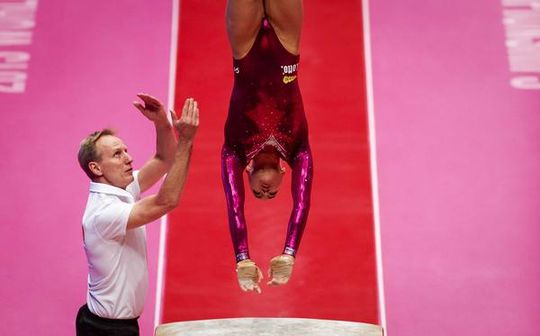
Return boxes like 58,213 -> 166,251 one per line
221,0 -> 313,293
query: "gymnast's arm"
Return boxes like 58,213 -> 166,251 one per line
221,145 -> 250,262
283,143 -> 313,257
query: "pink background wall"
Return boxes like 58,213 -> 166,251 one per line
370,0 -> 540,335
0,1 -> 171,335
3,0 -> 540,335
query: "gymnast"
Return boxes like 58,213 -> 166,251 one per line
221,0 -> 313,293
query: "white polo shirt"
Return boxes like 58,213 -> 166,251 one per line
82,172 -> 148,319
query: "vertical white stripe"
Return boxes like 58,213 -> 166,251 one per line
154,0 -> 180,328
361,0 -> 388,333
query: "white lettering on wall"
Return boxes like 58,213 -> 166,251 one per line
511,75 -> 540,89
0,0 -> 38,94
502,1 -> 540,89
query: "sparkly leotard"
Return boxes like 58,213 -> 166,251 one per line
222,19 -> 313,262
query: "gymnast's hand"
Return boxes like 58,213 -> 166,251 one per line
236,259 -> 263,293
133,93 -> 169,127
170,98 -> 199,141
267,254 -> 295,286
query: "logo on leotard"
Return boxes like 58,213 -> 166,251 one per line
281,63 -> 298,75
233,67 -> 240,74
281,63 -> 298,84
283,75 -> 297,84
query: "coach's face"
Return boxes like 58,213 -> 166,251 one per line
90,135 -> 134,189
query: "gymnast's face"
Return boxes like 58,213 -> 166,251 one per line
248,167 -> 284,200
90,135 -> 134,189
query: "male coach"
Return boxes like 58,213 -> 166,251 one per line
75,94 -> 199,335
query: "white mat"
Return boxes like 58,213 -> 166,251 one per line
155,317 -> 383,336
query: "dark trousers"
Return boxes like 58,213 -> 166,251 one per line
76,304 -> 139,336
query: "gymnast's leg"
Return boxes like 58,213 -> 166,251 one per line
226,0 -> 265,59
264,0 -> 303,55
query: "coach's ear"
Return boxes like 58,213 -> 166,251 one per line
88,162 -> 103,177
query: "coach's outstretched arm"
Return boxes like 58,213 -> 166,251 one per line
128,98 -> 199,229
133,93 -> 179,193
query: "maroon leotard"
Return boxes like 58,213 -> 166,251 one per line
221,19 -> 313,262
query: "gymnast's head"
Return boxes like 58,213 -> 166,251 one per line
78,129 -> 135,189
247,165 -> 285,200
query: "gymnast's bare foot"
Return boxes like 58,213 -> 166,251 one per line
267,254 -> 295,286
